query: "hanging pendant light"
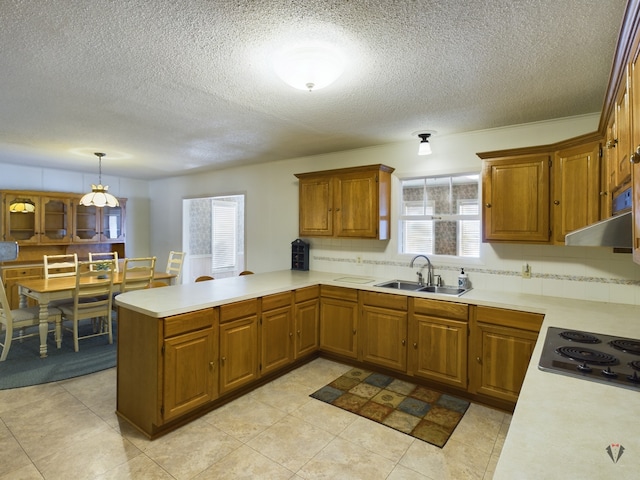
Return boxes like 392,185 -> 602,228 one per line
79,152 -> 119,207
9,199 -> 36,213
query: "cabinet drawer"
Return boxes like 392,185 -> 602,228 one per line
412,298 -> 468,321
295,285 -> 319,303
220,298 -> 258,323
361,291 -> 407,310
476,305 -> 543,332
262,291 -> 292,311
321,285 -> 358,302
3,267 -> 43,279
164,308 -> 215,338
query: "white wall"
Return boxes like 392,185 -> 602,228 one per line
148,113 -> 640,305
4,113 -> 638,304
0,162 -> 151,257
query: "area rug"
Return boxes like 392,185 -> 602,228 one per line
310,367 -> 470,448
0,320 -> 117,390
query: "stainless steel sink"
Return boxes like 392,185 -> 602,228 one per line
375,280 -> 471,297
374,280 -> 425,291
419,285 -> 470,296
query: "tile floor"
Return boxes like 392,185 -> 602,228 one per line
0,358 -> 510,479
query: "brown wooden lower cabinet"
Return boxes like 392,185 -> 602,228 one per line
116,307 -> 218,437
294,285 -> 320,358
469,305 -> 543,404
219,299 -> 259,395
116,285 -> 544,439
260,291 -> 294,375
360,291 -> 408,372
408,298 -> 469,389
319,285 -> 359,358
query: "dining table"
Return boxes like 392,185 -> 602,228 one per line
17,270 -> 175,358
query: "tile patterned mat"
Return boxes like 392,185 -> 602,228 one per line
310,368 -> 470,448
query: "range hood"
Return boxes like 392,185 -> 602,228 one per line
564,211 -> 632,248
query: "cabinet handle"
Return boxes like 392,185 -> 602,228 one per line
289,332 -> 293,337
413,342 -> 417,349
209,361 -> 214,368
476,357 -> 481,364
553,200 -> 560,205
606,139 -> 618,148
297,330 -> 301,336
599,191 -> 608,196
401,339 -> 406,346
485,203 -> 491,208
353,329 -> 356,335
221,356 -> 226,364
631,151 -> 640,164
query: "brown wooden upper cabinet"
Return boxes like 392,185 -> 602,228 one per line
630,34 -> 640,263
480,154 -> 551,243
2,192 -> 72,244
295,164 -> 394,240
479,133 -> 604,246
552,142 -> 601,245
1,189 -> 126,246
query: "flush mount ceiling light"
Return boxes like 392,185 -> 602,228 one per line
273,43 -> 345,92
412,130 -> 437,156
417,133 -> 432,155
79,152 -> 119,208
9,199 -> 36,213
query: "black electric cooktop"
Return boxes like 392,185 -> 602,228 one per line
538,326 -> 640,392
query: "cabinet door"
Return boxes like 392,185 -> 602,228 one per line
163,327 -> 217,421
361,305 -> 407,372
40,196 -> 72,244
294,297 -> 319,358
552,142 -> 601,244
219,315 -> 259,395
261,304 -> 293,375
100,202 -> 126,242
320,295 -> 358,358
615,67 -> 632,188
334,170 -> 379,238
470,322 -> 538,404
630,41 -> 640,264
4,193 -> 39,243
72,201 -> 102,242
482,155 -> 551,242
298,176 -> 333,236
409,315 -> 467,389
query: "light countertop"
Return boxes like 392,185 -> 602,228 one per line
115,270 -> 640,478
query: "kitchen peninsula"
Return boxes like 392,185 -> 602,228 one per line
115,271 -> 640,479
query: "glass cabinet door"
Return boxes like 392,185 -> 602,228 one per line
40,197 -> 72,243
101,203 -> 125,242
73,202 -> 101,242
5,193 -> 39,243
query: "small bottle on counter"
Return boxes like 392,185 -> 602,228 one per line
458,268 -> 469,289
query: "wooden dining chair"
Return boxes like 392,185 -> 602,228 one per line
89,251 -> 120,272
165,251 -> 185,284
0,279 -> 63,360
43,253 -> 78,279
195,275 -> 214,282
57,260 -> 115,352
120,257 -> 157,293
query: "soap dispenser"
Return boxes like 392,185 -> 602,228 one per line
458,268 -> 469,289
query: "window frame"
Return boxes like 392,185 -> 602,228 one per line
398,172 -> 480,259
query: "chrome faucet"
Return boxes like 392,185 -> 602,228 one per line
409,254 -> 433,286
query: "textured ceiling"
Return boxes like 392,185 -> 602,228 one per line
0,0 -> 628,179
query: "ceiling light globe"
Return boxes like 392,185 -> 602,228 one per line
273,43 -> 345,91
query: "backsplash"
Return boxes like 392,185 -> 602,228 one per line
308,240 -> 640,306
